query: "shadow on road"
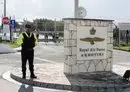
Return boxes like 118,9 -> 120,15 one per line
18,84 -> 33,92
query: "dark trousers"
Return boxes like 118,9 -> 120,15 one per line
21,49 -> 34,75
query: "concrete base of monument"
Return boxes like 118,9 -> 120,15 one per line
10,63 -> 130,91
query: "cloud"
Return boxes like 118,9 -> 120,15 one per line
0,0 -> 75,21
0,0 -> 130,23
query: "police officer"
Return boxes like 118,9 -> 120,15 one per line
17,24 -> 38,79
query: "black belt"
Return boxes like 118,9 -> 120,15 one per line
22,48 -> 34,51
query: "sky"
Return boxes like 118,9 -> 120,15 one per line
0,0 -> 130,23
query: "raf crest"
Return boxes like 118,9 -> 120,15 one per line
80,28 -> 105,45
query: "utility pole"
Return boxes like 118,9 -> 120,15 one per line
4,0 -> 6,16
74,0 -> 79,18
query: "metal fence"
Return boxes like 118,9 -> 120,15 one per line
13,21 -> 64,45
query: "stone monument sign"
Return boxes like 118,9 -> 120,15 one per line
64,18 -> 113,74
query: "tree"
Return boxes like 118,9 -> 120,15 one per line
113,26 -> 119,46
126,30 -> 129,45
15,21 -> 21,28
33,18 -> 64,32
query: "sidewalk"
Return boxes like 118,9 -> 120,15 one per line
10,62 -> 130,92
0,44 -> 16,54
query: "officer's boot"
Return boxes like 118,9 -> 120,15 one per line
30,71 -> 37,79
22,72 -> 26,79
30,73 -> 37,79
29,64 -> 37,79
22,61 -> 26,79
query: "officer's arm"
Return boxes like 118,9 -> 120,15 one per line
16,33 -> 23,46
34,34 -> 38,46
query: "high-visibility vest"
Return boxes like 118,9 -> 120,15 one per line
17,32 -> 38,48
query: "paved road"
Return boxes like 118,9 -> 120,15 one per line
0,42 -> 69,92
113,50 -> 130,64
0,42 -> 130,92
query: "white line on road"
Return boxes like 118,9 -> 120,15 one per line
2,71 -> 70,92
35,57 -> 56,64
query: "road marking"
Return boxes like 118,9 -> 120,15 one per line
35,57 -> 56,64
3,71 -> 22,85
2,71 -> 70,92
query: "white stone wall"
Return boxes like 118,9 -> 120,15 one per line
64,18 -> 113,74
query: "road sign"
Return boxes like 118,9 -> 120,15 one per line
2,16 -> 10,24
10,19 -> 16,29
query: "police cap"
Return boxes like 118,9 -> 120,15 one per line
25,24 -> 31,28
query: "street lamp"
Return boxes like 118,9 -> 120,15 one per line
74,0 -> 87,18
74,0 -> 79,18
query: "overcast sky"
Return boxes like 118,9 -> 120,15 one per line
0,0 -> 130,23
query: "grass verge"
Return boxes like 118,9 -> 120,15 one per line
114,46 -> 130,51
8,43 -> 19,48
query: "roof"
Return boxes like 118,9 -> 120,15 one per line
118,23 -> 130,30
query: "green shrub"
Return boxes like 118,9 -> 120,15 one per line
120,44 -> 127,46
8,40 -> 19,48
0,37 -> 2,43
